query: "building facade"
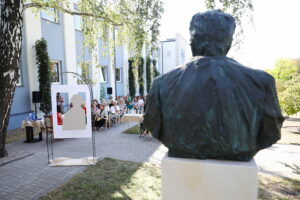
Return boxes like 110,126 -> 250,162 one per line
157,34 -> 191,74
8,4 -> 130,130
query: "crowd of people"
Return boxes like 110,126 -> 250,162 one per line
91,95 -> 146,130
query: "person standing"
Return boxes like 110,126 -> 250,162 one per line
56,92 -> 64,114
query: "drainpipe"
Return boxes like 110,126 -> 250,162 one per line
113,27 -> 117,99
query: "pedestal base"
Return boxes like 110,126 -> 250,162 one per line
162,156 -> 258,200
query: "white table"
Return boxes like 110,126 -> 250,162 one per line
21,120 -> 45,142
120,114 -> 143,123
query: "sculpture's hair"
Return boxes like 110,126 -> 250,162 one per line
189,10 -> 236,56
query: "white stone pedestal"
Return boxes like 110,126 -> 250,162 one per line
162,156 -> 258,200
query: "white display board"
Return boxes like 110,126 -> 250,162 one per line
51,85 -> 92,138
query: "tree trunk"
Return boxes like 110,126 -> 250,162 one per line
0,0 -> 23,158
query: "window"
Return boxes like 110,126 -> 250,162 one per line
16,68 -> 22,86
180,49 -> 185,63
100,66 -> 108,83
41,8 -> 59,23
115,68 -> 121,82
50,61 -> 61,84
17,59 -> 23,86
74,4 -> 82,31
166,51 -> 171,57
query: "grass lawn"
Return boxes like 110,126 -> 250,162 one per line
123,125 -> 140,134
40,158 -> 161,200
258,174 -> 300,200
40,158 -> 300,200
6,128 -> 40,144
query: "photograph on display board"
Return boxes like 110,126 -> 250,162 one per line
51,85 -> 92,138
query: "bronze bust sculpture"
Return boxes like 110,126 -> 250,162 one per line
144,10 -> 284,161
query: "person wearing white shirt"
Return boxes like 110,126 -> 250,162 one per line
110,101 -> 120,123
137,96 -> 145,113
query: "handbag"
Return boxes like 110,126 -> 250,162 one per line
95,115 -> 102,121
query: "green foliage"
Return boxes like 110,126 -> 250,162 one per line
24,0 -> 164,78
205,0 -> 254,46
77,61 -> 90,84
34,38 -> 52,115
152,59 -> 160,77
267,58 -> 300,115
278,76 -> 300,115
39,158 -> 161,200
267,59 -> 298,81
138,57 -> 145,96
146,56 -> 153,93
128,58 -> 136,97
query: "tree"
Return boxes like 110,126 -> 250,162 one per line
152,59 -> 160,77
138,57 -> 145,96
0,1 -> 23,158
205,0 -> 254,46
267,58 -> 298,81
0,0 -> 164,158
146,56 -> 152,93
278,76 -> 300,115
267,58 -> 300,115
34,38 -> 51,115
0,0 -> 255,158
128,58 -> 136,98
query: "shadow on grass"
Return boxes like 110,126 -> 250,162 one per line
39,158 -> 161,200
258,174 -> 300,200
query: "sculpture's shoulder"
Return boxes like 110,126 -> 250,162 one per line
226,57 -> 276,87
152,62 -> 190,85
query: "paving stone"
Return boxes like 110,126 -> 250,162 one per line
0,122 -> 167,200
1,122 -> 299,199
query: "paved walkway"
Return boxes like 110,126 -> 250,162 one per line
0,122 -> 299,200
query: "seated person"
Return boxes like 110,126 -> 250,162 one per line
132,97 -> 140,114
119,99 -> 127,116
91,100 -> 99,128
137,96 -> 145,113
110,101 -> 121,123
95,104 -> 108,130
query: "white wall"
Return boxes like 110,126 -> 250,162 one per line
62,0 -> 77,85
159,34 -> 192,75
175,33 -> 191,66
24,8 -> 42,113
161,40 -> 176,74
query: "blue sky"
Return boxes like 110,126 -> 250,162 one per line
159,0 -> 300,69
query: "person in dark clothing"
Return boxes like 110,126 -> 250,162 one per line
95,104 -> 107,130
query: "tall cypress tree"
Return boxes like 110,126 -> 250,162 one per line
138,57 -> 145,96
146,56 -> 153,93
35,38 -> 52,115
128,58 -> 136,97
152,59 -> 160,77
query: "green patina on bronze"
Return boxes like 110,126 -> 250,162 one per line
144,10 -> 284,161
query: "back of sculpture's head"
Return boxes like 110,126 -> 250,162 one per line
189,10 -> 236,56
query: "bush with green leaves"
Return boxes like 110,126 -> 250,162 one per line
267,58 -> 300,115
